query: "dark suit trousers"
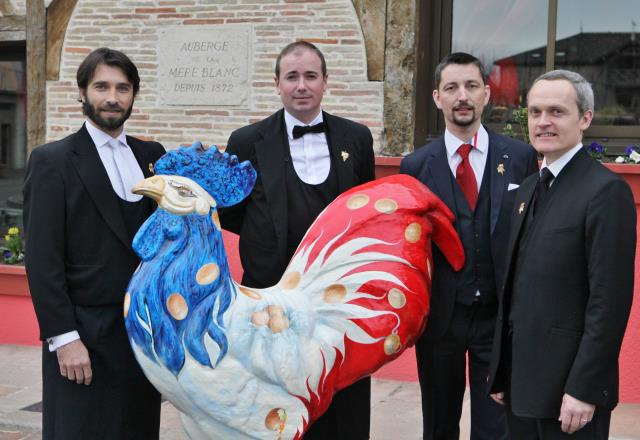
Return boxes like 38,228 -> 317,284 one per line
42,304 -> 161,440
506,408 -> 611,440
416,302 -> 507,440
303,376 -> 371,439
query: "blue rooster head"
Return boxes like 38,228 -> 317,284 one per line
132,141 -> 256,216
125,142 -> 256,375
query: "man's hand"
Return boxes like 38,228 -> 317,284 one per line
490,392 -> 505,405
56,339 -> 92,385
558,393 -> 595,434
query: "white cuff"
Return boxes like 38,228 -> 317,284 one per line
47,331 -> 80,352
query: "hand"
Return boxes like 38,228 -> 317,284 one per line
558,393 -> 595,434
56,339 -> 92,385
490,392 -> 505,405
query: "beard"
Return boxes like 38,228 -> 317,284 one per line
452,106 -> 477,127
83,98 -> 133,132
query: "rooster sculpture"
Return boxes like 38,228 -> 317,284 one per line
124,142 -> 464,440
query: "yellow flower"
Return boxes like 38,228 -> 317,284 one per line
8,227 -> 19,235
4,235 -> 10,242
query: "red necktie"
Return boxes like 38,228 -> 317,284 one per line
456,143 -> 478,210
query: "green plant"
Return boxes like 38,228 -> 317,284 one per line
1,226 -> 24,264
501,106 -> 529,144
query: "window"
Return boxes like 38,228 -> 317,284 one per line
421,0 -> 640,151
0,44 -> 27,240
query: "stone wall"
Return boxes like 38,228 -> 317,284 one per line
45,0 -> 384,152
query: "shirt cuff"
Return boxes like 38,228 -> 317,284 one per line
47,331 -> 80,352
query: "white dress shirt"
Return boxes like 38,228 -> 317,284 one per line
86,121 -> 144,201
444,125 -> 489,299
444,124 -> 489,189
284,110 -> 331,185
540,143 -> 583,185
47,121 -> 145,351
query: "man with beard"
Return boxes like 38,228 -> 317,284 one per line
400,52 -> 538,440
23,47 -> 164,440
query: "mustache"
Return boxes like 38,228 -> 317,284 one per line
100,104 -> 124,112
453,104 -> 474,111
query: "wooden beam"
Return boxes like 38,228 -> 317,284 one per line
352,0 -> 386,82
46,0 -> 78,80
26,0 -> 46,153
0,15 -> 25,41
0,0 -> 18,16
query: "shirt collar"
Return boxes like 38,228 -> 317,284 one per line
85,119 -> 129,149
541,143 -> 583,179
284,109 -> 324,140
444,124 -> 488,159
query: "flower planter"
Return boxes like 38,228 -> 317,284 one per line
605,163 -> 640,205
0,264 -> 28,296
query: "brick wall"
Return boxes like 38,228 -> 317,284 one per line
46,0 -> 384,152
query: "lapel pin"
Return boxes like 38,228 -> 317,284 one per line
341,151 -> 349,162
148,163 -> 155,174
503,154 -> 509,159
497,163 -> 505,175
518,202 -> 525,214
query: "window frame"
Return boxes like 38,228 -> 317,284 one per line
419,0 -> 640,151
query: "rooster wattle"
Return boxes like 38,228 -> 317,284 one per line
124,142 -> 464,439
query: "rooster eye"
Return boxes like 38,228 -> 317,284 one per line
169,180 -> 196,198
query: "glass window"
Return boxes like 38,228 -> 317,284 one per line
0,58 -> 27,244
556,0 -> 639,129
445,0 -> 640,149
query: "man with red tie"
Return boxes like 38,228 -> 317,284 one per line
400,52 -> 538,440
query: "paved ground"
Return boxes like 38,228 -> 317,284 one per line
0,344 -> 638,439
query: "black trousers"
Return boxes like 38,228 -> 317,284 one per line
506,409 -> 611,440
42,304 -> 161,440
416,301 -> 507,440
303,376 -> 371,439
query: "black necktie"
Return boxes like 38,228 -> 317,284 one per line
292,122 -> 327,139
533,167 -> 554,216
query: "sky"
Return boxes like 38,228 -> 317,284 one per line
452,0 -> 640,66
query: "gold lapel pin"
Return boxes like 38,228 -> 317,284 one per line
497,163 -> 505,175
518,202 -> 525,214
341,151 -> 349,162
148,163 -> 155,174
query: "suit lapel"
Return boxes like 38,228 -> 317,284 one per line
426,138 -> 456,212
506,174 -> 537,259
488,131 -> 509,234
127,136 -> 156,179
324,111 -> 354,194
70,124 -> 131,249
254,110 -> 288,251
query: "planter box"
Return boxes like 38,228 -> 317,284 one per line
0,264 -> 28,296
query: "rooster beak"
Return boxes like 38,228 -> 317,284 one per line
132,176 -> 166,202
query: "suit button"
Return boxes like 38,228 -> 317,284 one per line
603,390 -> 609,397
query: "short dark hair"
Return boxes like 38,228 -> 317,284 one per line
76,47 -> 140,96
434,52 -> 486,89
275,41 -> 327,78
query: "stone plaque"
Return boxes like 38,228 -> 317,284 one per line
157,25 -> 251,107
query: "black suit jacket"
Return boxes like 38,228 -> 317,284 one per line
23,124 -> 165,340
488,148 -> 636,417
400,128 -> 538,339
220,109 -> 375,288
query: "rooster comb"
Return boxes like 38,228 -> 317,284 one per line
154,141 -> 257,208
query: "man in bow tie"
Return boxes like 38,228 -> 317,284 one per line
400,52 -> 538,440
220,41 -> 375,439
488,70 -> 636,439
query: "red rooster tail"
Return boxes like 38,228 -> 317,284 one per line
423,190 -> 465,271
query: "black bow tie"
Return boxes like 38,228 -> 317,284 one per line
292,122 -> 327,139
